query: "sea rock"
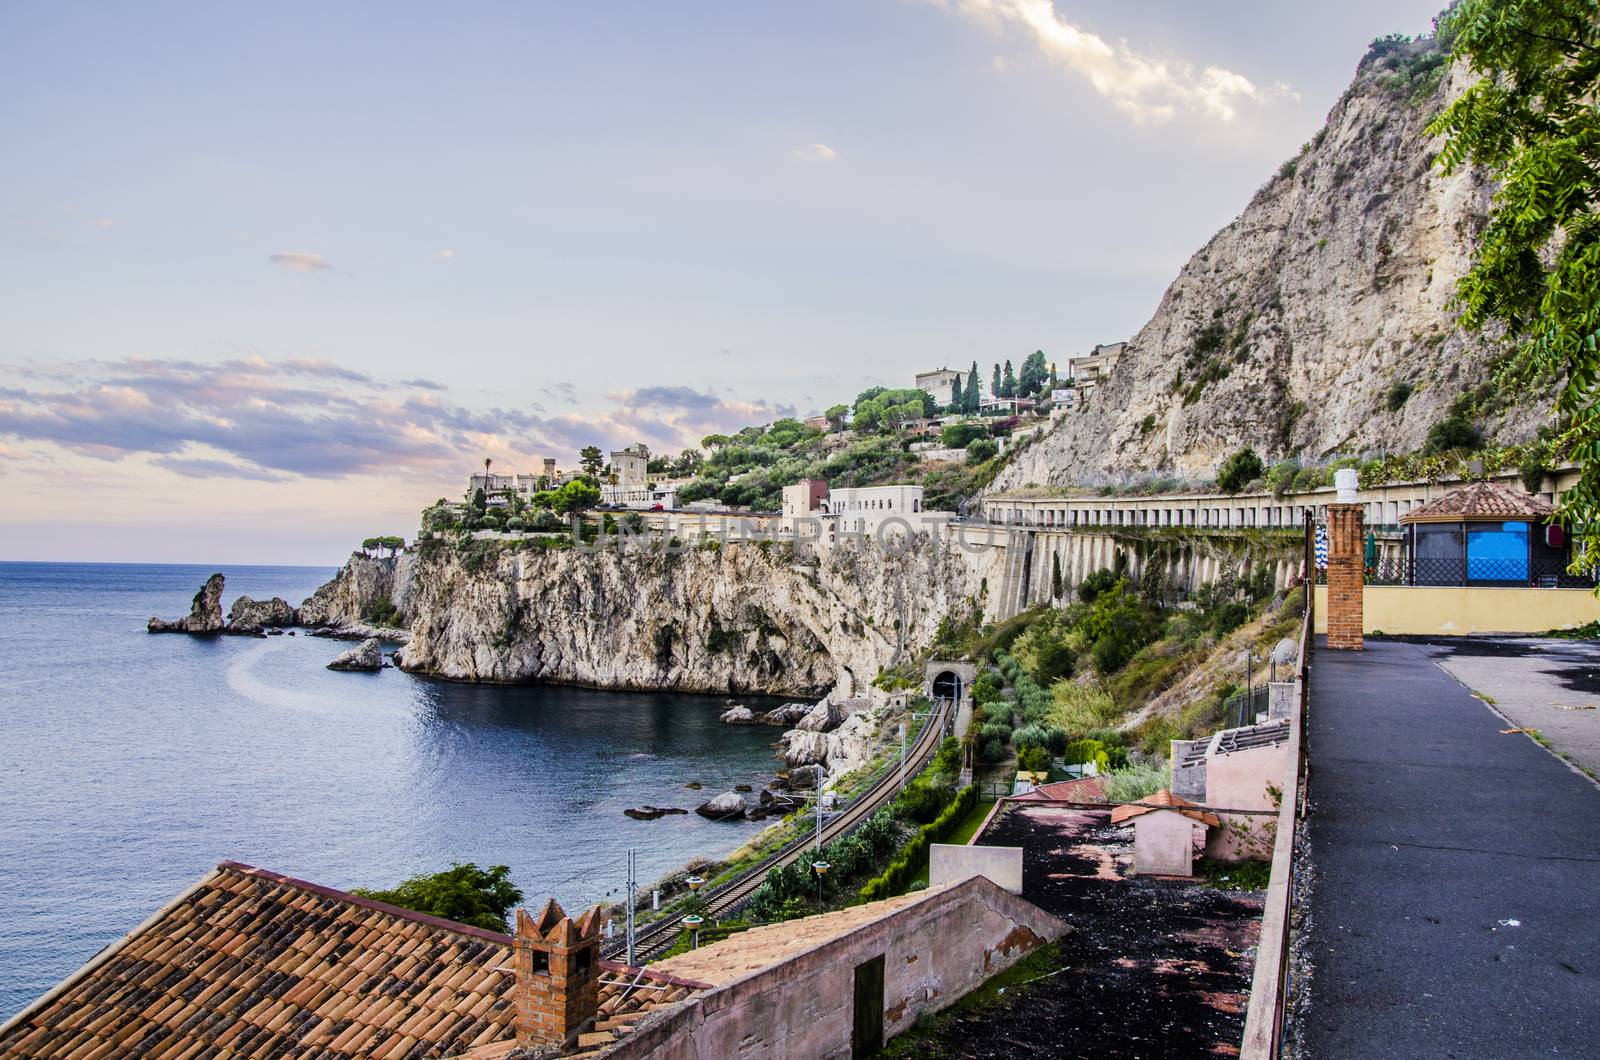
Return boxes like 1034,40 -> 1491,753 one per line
226,595 -> 298,633
786,764 -> 824,790
624,806 -> 688,821
298,552 -> 405,628
148,573 -> 226,634
327,638 -> 383,672
795,700 -> 844,733
734,783 -> 753,793
760,703 -> 813,726
695,792 -> 746,821
781,730 -> 830,768
719,705 -> 757,725
309,623 -> 411,644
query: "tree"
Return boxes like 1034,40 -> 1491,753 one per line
471,487 -> 487,513
1423,415 -> 1484,454
963,361 -> 981,413
1019,351 -> 1049,397
966,438 -> 998,463
1428,0 -> 1599,542
552,478 -> 600,514
1216,447 -> 1264,493
990,363 -> 1001,399
941,421 -> 988,449
824,404 -> 849,431
579,445 -> 604,477
1052,553 -> 1063,599
1000,360 -> 1018,398
700,434 -> 730,450
353,863 -> 523,932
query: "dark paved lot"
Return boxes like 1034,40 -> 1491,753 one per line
1305,637 -> 1600,1058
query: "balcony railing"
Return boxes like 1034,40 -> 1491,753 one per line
1315,556 -> 1596,589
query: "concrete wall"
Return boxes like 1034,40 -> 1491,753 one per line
1203,744 -> 1286,862
1313,585 -> 1600,636
1133,812 -> 1203,876
605,877 -> 1064,1060
928,844 -> 1024,894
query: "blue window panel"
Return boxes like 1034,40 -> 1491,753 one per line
1466,521 -> 1529,582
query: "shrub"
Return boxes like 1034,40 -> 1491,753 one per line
1010,610 -> 1076,684
1102,762 -> 1172,802
1384,379 -> 1413,411
895,774 -> 955,824
979,720 -> 1013,745
1014,723 -> 1069,756
1077,567 -> 1119,603
1520,449 -> 1548,493
966,438 -> 998,463
979,736 -> 1007,762
1209,601 -> 1250,636
859,785 -> 977,902
1050,681 -> 1120,734
1423,415 -> 1482,454
353,863 -> 523,932
1216,447 -> 1264,493
972,670 -> 1005,706
1017,745 -> 1051,772
931,736 -> 962,776
941,421 -> 988,449
1266,460 -> 1299,498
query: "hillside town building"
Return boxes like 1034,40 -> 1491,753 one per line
914,367 -> 963,407
1067,341 -> 1125,388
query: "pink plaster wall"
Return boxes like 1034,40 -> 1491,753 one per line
1204,742 -> 1287,862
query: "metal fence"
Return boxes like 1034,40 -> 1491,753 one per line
1223,685 -> 1271,729
1315,555 -> 1595,588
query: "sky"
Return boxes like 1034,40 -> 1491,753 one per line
0,0 -> 1448,564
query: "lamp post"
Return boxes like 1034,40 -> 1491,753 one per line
682,914 -> 703,950
812,860 -> 830,908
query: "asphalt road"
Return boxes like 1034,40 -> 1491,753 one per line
1303,637 -> 1600,1058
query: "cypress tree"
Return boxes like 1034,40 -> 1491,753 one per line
1052,554 -> 1063,599
1000,360 -> 1018,398
990,364 -> 1001,399
964,360 -> 981,413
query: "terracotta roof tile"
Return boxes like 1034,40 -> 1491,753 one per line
1109,789 -> 1222,828
1399,481 -> 1555,523
0,863 -> 518,1059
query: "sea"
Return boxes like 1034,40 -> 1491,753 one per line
0,562 -> 783,1020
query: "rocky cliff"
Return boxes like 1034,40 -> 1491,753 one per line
380,538 -> 978,695
995,38 -> 1549,490
297,553 -> 407,627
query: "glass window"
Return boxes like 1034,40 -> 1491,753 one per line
1414,524 -> 1465,585
1467,521 -> 1529,583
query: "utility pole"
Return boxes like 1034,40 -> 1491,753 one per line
625,848 -> 637,967
898,722 -> 907,791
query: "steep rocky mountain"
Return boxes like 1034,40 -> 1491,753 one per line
995,37 -> 1551,491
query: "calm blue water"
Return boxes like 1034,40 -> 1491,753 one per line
0,562 -> 782,1019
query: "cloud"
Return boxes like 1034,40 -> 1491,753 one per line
438,249 -> 456,261
0,358 -> 795,480
151,456 -> 292,482
542,381 -> 579,405
794,143 -> 838,161
268,251 -> 336,273
930,0 -> 1281,123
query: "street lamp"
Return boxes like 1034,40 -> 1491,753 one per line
812,860 -> 830,908
682,914 -> 704,950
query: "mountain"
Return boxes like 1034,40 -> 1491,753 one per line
994,34 -> 1552,491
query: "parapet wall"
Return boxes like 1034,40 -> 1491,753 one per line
1312,585 -> 1600,636
604,876 -> 1065,1059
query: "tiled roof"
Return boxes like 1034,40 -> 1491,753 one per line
648,888 -> 944,988
564,967 -> 709,1059
1399,481 -> 1555,523
1110,789 -> 1221,828
0,861 -> 519,1059
1012,776 -> 1108,802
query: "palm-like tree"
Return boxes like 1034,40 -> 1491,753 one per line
483,457 -> 493,492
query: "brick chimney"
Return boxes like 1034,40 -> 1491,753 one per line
512,899 -> 603,1049
1326,469 -> 1364,650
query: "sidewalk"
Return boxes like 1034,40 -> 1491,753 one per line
1304,637 -> 1600,1057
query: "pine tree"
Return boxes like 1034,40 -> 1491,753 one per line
1000,360 -> 1018,398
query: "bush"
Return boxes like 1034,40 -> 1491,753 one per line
966,438 -> 998,463
1209,601 -> 1250,636
895,774 -> 956,824
1384,379 -> 1413,411
972,670 -> 1005,705
941,421 -> 988,449
1014,723 -> 1069,756
1520,449 -> 1548,493
859,785 -> 977,902
1092,636 -> 1134,674
1423,415 -> 1482,454
353,863 -> 523,932
979,736 -> 1007,762
1216,447 -> 1264,493
1266,460 -> 1299,498
979,720 -> 1013,745
1010,610 -> 1076,684
1077,567 -> 1119,603
1049,681 -> 1120,734
1017,745 -> 1051,772
1102,762 -> 1171,802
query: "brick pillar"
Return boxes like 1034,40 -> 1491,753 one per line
512,899 -> 603,1048
1326,503 -> 1364,650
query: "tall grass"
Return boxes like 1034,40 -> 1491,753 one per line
1102,762 -> 1172,802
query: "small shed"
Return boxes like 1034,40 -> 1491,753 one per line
1399,482 -> 1581,586
1111,789 -> 1221,877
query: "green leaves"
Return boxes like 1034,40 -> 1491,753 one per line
1429,0 -> 1600,552
353,863 -> 524,932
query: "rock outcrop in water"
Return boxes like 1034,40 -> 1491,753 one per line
298,553 -> 405,628
225,595 -> 297,632
148,573 -> 226,634
327,637 -> 384,672
993,39 -> 1550,489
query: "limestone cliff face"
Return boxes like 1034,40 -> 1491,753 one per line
995,45 -> 1547,490
390,538 -> 978,695
297,553 -> 408,627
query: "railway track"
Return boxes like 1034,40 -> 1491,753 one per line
607,697 -> 952,964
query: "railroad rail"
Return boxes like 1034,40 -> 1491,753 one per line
608,696 -> 952,964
